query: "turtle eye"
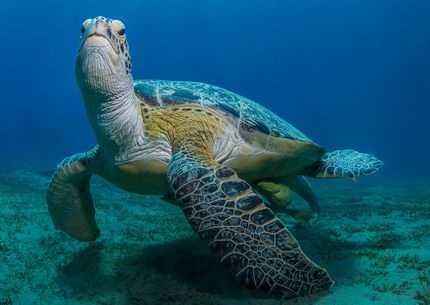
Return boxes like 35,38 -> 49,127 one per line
118,28 -> 126,36
81,19 -> 92,35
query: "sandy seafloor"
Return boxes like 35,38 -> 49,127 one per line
0,168 -> 429,305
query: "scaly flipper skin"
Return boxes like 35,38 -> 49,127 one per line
253,178 -> 319,224
254,181 -> 293,207
253,181 -> 311,224
46,147 -> 101,241
167,149 -> 334,298
304,149 -> 383,179
288,176 -> 320,215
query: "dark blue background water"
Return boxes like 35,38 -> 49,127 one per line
1,0 -> 429,176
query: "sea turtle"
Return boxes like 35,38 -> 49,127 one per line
47,16 -> 383,299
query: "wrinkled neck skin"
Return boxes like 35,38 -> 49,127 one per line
76,50 -> 142,161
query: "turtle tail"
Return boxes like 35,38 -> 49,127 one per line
302,149 -> 383,179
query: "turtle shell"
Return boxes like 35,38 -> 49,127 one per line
134,80 -> 313,143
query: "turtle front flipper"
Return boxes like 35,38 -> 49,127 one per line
46,147 -> 101,242
168,149 -> 333,298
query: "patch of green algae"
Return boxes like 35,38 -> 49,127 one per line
0,170 -> 429,305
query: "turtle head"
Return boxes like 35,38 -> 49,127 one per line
76,16 -> 133,100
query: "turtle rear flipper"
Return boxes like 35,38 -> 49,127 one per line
254,180 -> 315,224
168,149 -> 333,298
303,149 -> 383,179
288,176 -> 320,215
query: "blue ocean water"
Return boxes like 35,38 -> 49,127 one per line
0,0 -> 429,176
1,1 -> 430,305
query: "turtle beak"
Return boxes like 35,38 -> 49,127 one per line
78,17 -> 119,55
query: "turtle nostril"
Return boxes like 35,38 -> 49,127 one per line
81,25 -> 86,34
